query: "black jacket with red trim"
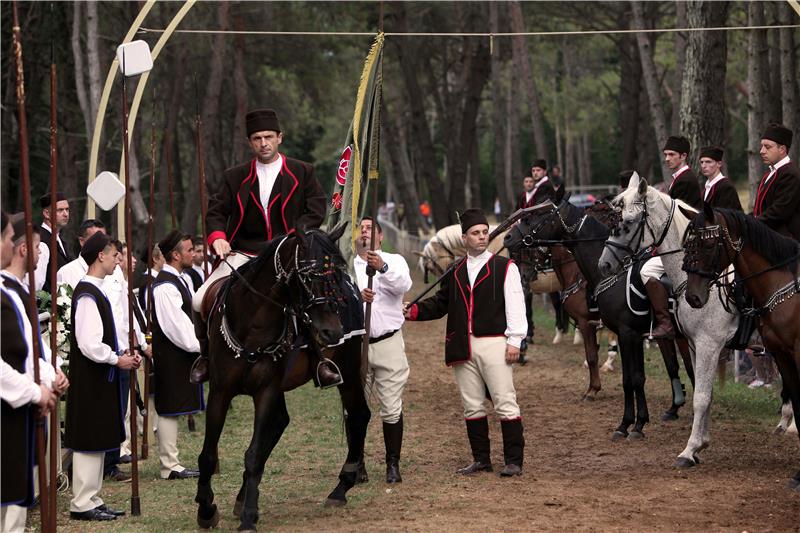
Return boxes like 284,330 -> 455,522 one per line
409,254 -> 510,366
669,167 -> 702,209
705,177 -> 742,212
753,161 -> 800,241
515,178 -> 555,210
206,155 -> 327,254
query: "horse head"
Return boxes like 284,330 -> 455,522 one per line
503,195 -> 573,253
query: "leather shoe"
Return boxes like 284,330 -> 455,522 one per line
95,504 -> 125,517
167,468 -> 200,480
118,454 -> 132,464
317,361 -> 343,388
190,356 -> 209,384
499,463 -> 522,477
386,462 -> 402,483
456,461 -> 493,475
104,468 -> 131,482
70,509 -> 116,521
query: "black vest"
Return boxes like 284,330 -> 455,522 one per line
184,267 -> 203,292
151,270 -> 204,416
416,254 -> 511,365
39,226 -> 71,293
0,288 -> 36,506
64,281 -> 126,452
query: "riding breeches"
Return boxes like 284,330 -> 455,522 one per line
364,331 -> 410,424
639,256 -> 665,285
453,336 -> 521,420
191,252 -> 252,312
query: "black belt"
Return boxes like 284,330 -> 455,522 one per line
369,329 -> 398,344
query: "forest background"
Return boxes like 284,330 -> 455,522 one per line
1,1 -> 798,256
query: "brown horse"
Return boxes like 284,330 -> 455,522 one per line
195,227 -> 371,531
682,204 -> 800,491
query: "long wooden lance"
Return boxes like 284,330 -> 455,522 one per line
47,33 -> 60,533
140,100 -> 158,461
120,51 -> 142,517
194,76 -> 210,277
162,102 -> 177,229
12,2 -> 52,530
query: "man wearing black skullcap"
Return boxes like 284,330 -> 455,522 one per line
151,230 -> 202,480
404,208 -> 527,477
753,123 -> 800,240
663,136 -> 702,209
698,146 -> 742,211
192,108 -> 329,384
33,190 -> 72,292
516,159 -> 555,210
65,232 -> 141,521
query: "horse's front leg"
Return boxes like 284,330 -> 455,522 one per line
675,335 -> 718,468
196,389 -> 233,529
656,339 -> 685,422
578,316 -> 601,400
630,340 -> 649,440
326,340 -> 371,506
612,332 -> 635,441
238,385 -> 289,532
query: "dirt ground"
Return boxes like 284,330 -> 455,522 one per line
282,316 -> 800,533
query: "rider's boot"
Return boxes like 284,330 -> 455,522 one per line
383,414 -> 403,483
643,279 -> 675,340
190,312 -> 210,384
316,355 -> 343,388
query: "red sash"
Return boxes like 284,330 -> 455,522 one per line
753,170 -> 773,216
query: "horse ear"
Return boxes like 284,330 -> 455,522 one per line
555,184 -> 565,203
678,205 -> 696,221
327,221 -> 348,243
627,170 -> 640,190
703,200 -> 714,221
637,175 -> 648,196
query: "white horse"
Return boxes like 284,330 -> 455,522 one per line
417,224 -> 507,280
598,173 -> 740,468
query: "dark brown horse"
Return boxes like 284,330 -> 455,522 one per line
195,226 -> 371,532
682,204 -> 800,491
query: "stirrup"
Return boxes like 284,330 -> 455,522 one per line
317,358 -> 344,390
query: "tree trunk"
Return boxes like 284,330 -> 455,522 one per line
679,1 -> 730,167
392,4 -> 450,230
489,1 -> 512,217
509,1 -> 548,159
158,51 -> 186,231
672,1 -> 688,133
617,28 -> 642,172
182,1 -> 229,233
778,2 -> 798,163
746,2 -> 768,209
70,3 -> 91,145
469,130 -> 481,209
766,2 -> 783,123
631,1 -> 669,182
232,15 -> 248,164
580,131 -> 592,186
507,66 -> 522,203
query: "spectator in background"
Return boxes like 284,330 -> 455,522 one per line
550,165 -> 564,190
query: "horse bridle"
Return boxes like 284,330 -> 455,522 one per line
520,202 -> 587,248
602,198 -> 675,270
682,221 -> 742,283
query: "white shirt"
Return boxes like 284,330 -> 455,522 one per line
180,271 -> 197,294
73,276 -> 119,365
353,250 -> 412,338
256,154 -> 283,228
703,173 -> 727,201
31,222 -> 68,292
672,165 -> 690,180
526,176 -> 549,203
0,279 -> 55,407
465,250 -> 527,348
58,256 -> 146,350
192,264 -> 206,281
152,264 -> 200,353
764,155 -> 791,185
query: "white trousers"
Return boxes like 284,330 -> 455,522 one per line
0,506 -> 26,533
70,451 -> 105,512
640,256 -> 665,284
364,331 -> 410,424
191,252 -> 252,312
453,336 -> 521,420
121,399 -> 132,456
157,415 -> 185,479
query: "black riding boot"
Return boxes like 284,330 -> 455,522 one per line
644,279 -> 675,340
383,414 -> 403,483
190,312 -> 209,384
499,419 -> 524,476
457,418 -> 493,474
315,353 -> 343,389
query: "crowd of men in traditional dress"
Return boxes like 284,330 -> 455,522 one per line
1,106 -> 797,529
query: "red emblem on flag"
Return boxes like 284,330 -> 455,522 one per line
336,145 -> 352,186
331,191 -> 343,210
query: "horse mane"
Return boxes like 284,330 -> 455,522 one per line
717,209 -> 800,273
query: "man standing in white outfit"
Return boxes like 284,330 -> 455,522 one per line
354,217 -> 412,483
404,208 -> 527,477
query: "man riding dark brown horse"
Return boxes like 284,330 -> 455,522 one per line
190,108 -> 339,386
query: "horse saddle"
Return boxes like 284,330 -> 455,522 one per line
624,262 -> 652,317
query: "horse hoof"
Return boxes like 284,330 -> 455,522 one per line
611,430 -> 627,442
627,430 -> 645,441
789,477 -> 800,490
233,499 -> 243,517
197,506 -> 220,529
582,394 -> 595,402
774,425 -> 786,435
661,411 -> 679,422
324,497 -> 347,508
674,456 -> 696,469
